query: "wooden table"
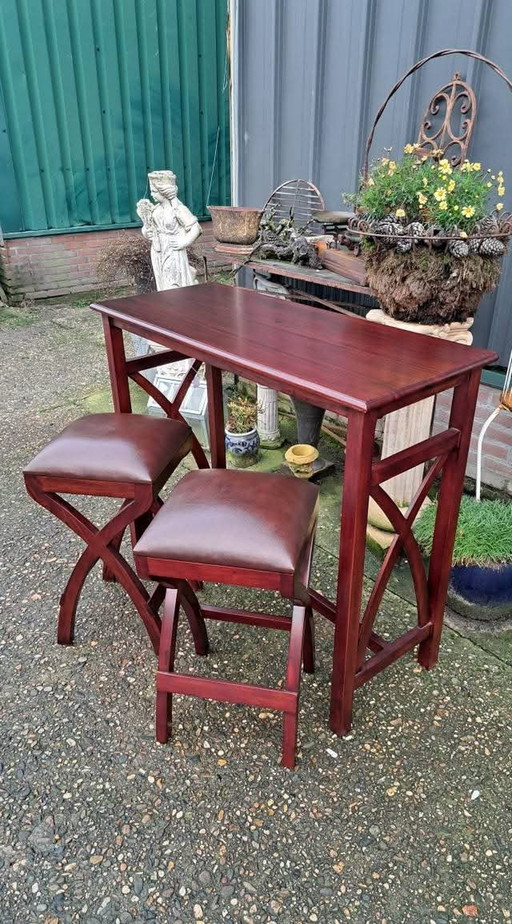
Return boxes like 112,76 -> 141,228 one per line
92,283 -> 496,737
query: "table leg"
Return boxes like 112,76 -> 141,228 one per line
329,411 -> 377,736
102,316 -> 132,413
418,369 -> 481,668
206,364 -> 226,469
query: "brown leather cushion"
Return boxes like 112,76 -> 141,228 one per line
134,469 -> 319,574
23,414 -> 192,484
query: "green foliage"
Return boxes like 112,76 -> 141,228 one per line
353,149 -> 505,233
0,305 -> 37,330
415,495 -> 512,565
226,395 -> 257,434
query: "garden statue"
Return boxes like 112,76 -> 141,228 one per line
136,170 -> 201,386
136,170 -> 201,291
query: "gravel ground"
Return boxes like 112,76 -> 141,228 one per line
0,303 -> 511,924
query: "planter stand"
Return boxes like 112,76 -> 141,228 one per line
366,309 -> 474,549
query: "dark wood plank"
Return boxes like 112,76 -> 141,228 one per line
92,283 -> 496,417
206,364 -> 226,468
242,257 -> 370,295
329,411 -> 377,736
156,672 -> 296,712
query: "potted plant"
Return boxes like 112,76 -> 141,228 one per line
415,494 -> 512,623
225,394 -> 260,468
348,147 -> 512,324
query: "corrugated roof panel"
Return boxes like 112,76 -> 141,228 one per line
0,0 -> 230,234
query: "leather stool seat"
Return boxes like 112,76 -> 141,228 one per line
134,469 -> 319,768
24,413 -> 192,486
134,469 -> 319,577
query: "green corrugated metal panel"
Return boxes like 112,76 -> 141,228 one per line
0,0 -> 230,235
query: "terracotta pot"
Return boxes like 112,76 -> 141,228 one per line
208,206 -> 263,245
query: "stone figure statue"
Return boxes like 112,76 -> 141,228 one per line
136,170 -> 201,291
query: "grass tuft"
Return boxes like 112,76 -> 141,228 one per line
415,494 -> 512,565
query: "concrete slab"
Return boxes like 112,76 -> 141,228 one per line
1,302 -> 510,924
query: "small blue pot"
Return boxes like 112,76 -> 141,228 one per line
448,562 -> 512,621
225,427 -> 260,468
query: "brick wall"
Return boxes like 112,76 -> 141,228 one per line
0,223 -> 221,302
433,383 -> 512,492
0,227 -> 144,301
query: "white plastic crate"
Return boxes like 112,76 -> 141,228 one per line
147,368 -> 209,448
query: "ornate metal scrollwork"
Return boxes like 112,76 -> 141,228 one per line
416,72 -> 476,166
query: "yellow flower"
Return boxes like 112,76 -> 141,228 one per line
460,231 -> 468,238
395,208 -> 406,218
367,177 -> 375,186
487,181 -> 493,188
447,179 -> 456,192
381,157 -> 389,165
438,200 -> 448,210
434,187 -> 447,201
461,162 -> 472,173
497,202 -> 504,211
454,205 -> 459,211
471,162 -> 482,171
498,170 -> 504,178
498,186 -> 505,196
422,177 -> 428,187
491,174 -> 496,180
461,205 -> 475,218
417,192 -> 428,206
387,160 -> 397,175
403,143 -> 416,154
438,159 -> 453,175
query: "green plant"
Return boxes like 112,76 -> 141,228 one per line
353,147 -> 505,233
415,494 -> 512,565
225,395 -> 257,434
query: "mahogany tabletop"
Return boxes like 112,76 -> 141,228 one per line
92,283 -> 497,416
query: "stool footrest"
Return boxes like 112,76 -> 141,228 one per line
156,671 -> 297,712
200,605 -> 292,631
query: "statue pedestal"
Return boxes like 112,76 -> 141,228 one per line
366,309 -> 474,550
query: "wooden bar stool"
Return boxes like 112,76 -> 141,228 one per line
133,469 -> 319,768
23,413 -> 208,655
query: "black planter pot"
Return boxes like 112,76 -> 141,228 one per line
290,397 -> 325,447
447,562 -> 512,622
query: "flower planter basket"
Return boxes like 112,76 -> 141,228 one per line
349,49 -> 512,325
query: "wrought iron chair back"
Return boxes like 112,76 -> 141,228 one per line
262,179 -> 325,232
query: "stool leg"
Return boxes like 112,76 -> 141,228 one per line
282,603 -> 307,769
177,581 -> 209,656
58,544 -> 101,644
156,587 -> 180,743
104,496 -> 162,583
28,485 -> 162,653
102,529 -> 126,583
302,605 -> 315,674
